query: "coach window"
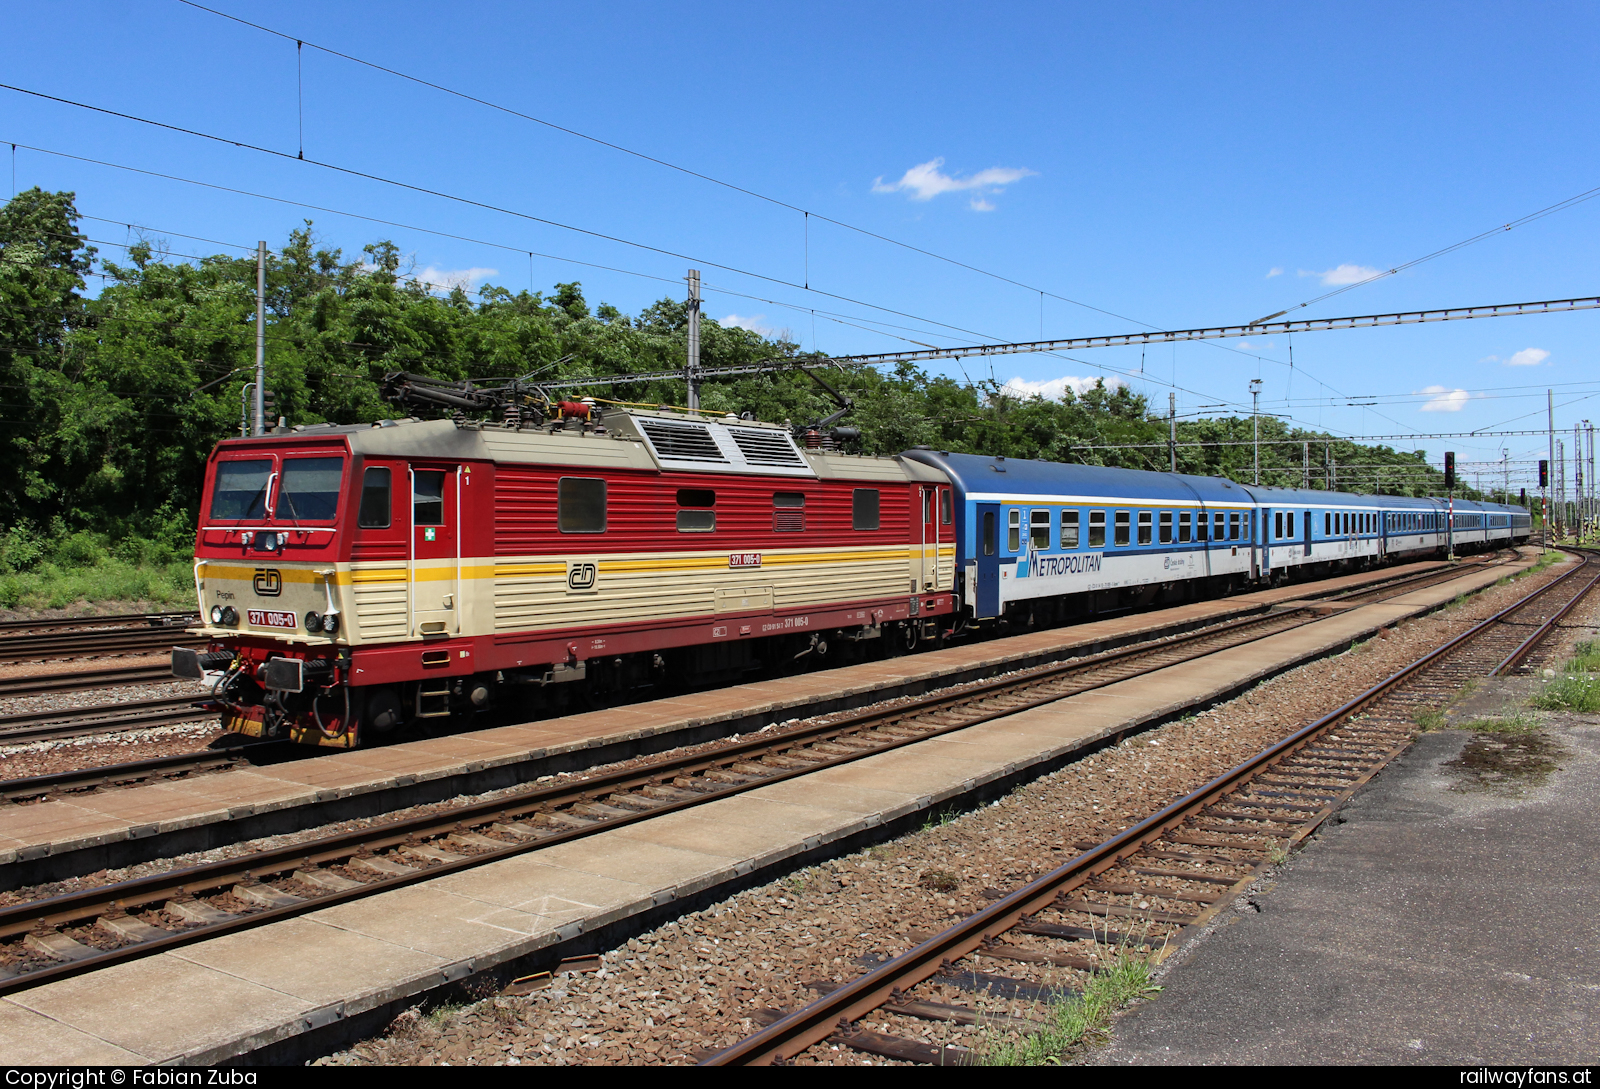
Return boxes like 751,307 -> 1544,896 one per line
1007,509 -> 1021,552
1137,511 -> 1152,545
852,488 -> 880,531
676,488 -> 715,533
558,477 -> 606,533
1228,511 -> 1241,540
773,492 -> 806,532
357,467 -> 391,528
1213,511 -> 1225,542
1178,511 -> 1191,543
1160,511 -> 1173,544
1274,512 -> 1283,539
940,489 -> 952,525
1114,511 -> 1131,547
1062,510 -> 1080,548
1089,510 -> 1107,548
413,470 -> 446,526
982,511 -> 996,556
1030,509 -> 1051,549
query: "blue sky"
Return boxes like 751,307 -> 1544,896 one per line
3,1 -> 1598,491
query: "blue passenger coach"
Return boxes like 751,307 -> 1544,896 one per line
902,449 -> 1531,624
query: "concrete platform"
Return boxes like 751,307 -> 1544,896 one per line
0,552 -> 1544,1065
0,559 -> 1479,889
1091,720 -> 1600,1066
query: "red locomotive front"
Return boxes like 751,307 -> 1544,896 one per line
176,409 -> 954,748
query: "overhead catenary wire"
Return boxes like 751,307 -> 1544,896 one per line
4,141 -> 1283,422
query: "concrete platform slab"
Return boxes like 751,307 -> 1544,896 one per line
171,917 -> 444,1009
309,883 -> 545,961
0,1000 -> 146,1065
6,952 -> 309,1063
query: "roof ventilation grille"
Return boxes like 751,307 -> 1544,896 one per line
638,419 -> 727,463
728,427 -> 807,467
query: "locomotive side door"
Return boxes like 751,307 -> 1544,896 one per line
916,485 -> 936,592
410,465 -> 460,637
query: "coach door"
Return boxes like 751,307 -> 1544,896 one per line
410,465 -> 460,637
1257,508 -> 1268,579
974,502 -> 1001,618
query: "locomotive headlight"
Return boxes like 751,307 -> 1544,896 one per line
304,610 -> 323,633
210,605 -> 224,624
220,606 -> 239,626
259,531 -> 280,551
321,613 -> 340,635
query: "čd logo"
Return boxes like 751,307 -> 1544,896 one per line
567,562 -> 597,591
253,569 -> 282,596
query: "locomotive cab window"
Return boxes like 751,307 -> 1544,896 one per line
1062,510 -> 1080,548
773,491 -> 806,532
412,470 -> 446,526
1089,510 -> 1106,548
1114,511 -> 1131,547
210,458 -> 273,520
558,477 -> 606,533
939,489 -> 952,525
279,457 -> 344,521
357,467 -> 391,528
1030,509 -> 1050,549
676,489 -> 715,533
852,489 -> 880,531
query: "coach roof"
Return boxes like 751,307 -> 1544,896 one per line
902,448 -> 1254,506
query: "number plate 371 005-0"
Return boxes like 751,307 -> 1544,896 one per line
247,609 -> 298,630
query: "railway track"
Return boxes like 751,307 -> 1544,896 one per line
0,611 -> 197,635
0,555 -> 1537,996
701,549 -> 1599,1066
0,624 -> 204,664
0,694 -> 219,746
0,663 -> 177,699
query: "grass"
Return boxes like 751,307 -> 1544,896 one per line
1457,713 -> 1539,734
978,948 -> 1160,1065
1532,674 -> 1600,714
1413,708 -> 1447,731
0,556 -> 194,611
1565,640 -> 1600,674
0,523 -> 196,611
919,805 -> 960,832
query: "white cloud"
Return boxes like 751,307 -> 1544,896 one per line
872,157 -> 1036,208
1506,347 -> 1550,367
1416,385 -> 1471,412
1298,263 -> 1383,286
1266,267 -> 1283,278
1000,375 -> 1123,401
720,313 -> 777,335
414,265 -> 498,292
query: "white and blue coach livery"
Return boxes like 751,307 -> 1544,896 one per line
901,449 -> 1532,624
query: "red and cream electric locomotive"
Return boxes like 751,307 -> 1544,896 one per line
174,398 -> 955,748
